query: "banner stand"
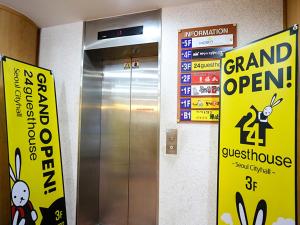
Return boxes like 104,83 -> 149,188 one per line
217,25 -> 298,225
0,56 -> 67,225
0,55 -> 12,225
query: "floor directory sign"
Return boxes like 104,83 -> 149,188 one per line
1,57 -> 67,225
217,26 -> 298,225
177,24 -> 237,122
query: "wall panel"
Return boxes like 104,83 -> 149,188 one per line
39,22 -> 84,225
160,1 -> 283,224
0,4 -> 39,225
0,4 -> 39,64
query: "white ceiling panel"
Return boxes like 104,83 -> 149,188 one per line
0,0 -> 200,27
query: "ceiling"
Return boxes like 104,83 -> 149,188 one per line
0,0 -> 200,27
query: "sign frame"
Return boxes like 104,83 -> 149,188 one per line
177,24 -> 237,123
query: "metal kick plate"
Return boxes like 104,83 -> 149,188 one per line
166,129 -> 177,154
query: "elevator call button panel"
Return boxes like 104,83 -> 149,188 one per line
166,129 -> 177,154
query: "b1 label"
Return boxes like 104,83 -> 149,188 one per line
180,110 -> 191,121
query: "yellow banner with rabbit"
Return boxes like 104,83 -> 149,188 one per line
2,57 -> 67,225
218,26 -> 298,225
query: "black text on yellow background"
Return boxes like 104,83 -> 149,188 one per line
2,57 -> 67,225
217,26 -> 298,225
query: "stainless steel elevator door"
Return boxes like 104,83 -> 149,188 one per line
129,56 -> 158,225
99,55 -> 158,225
100,59 -> 130,225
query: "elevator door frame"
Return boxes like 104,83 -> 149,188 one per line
78,10 -> 161,225
77,42 -> 160,225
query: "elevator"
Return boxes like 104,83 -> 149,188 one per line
77,10 -> 161,225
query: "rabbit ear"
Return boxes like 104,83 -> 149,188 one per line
253,199 -> 267,225
9,165 -> 16,182
272,98 -> 283,107
270,93 -> 277,106
236,192 -> 249,225
15,148 -> 21,180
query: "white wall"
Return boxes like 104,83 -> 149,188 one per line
38,1 -> 283,224
160,1 -> 282,225
38,21 -> 83,225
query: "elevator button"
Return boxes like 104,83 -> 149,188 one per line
166,129 -> 177,154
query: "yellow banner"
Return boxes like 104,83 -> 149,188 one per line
218,27 -> 297,225
191,109 -> 219,121
191,97 -> 219,109
2,57 -> 67,225
192,60 -> 220,71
